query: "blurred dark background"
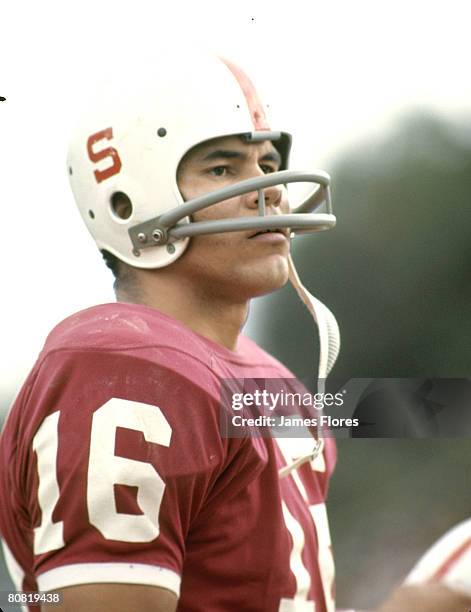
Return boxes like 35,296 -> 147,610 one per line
254,110 -> 470,379
1,110 -> 470,610
250,110 -> 471,609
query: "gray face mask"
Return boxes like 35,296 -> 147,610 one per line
128,170 -> 334,251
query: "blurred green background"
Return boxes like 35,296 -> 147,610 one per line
252,111 -> 470,379
1,111 -> 470,610
248,110 -> 471,609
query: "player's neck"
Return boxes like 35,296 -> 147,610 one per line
118,271 -> 249,351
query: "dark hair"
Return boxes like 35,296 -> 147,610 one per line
101,249 -> 122,291
101,249 -> 142,299
101,249 -> 121,277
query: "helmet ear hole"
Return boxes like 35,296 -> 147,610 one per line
110,191 -> 133,220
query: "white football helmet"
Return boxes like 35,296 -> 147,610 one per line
405,518 -> 471,597
67,51 -> 340,380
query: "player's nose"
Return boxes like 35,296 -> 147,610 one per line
245,183 -> 283,213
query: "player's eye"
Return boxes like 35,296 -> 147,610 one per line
208,166 -> 229,177
260,164 -> 276,174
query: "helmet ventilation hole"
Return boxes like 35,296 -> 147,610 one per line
110,192 -> 133,220
157,127 -> 167,137
68,166 -> 73,175
88,210 -> 95,219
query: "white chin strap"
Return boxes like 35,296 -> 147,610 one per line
278,254 -> 341,479
288,254 -> 341,384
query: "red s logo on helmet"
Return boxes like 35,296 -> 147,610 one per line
87,128 -> 122,183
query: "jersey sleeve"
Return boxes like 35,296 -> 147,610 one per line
10,348 -> 256,596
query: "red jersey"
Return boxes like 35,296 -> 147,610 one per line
0,303 -> 337,611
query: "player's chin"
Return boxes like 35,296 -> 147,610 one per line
247,257 -> 290,297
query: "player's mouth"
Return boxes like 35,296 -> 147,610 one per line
248,228 -> 289,242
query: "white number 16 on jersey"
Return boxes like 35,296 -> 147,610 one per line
32,398 -> 171,555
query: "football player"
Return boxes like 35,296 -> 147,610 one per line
0,51 -> 468,612
0,51 -> 340,612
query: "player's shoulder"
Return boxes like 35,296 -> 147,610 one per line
44,302 -> 198,350
44,302 -> 214,362
40,303 -> 295,378
5,304 -> 226,443
235,334 -> 296,377
32,302 -> 224,399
